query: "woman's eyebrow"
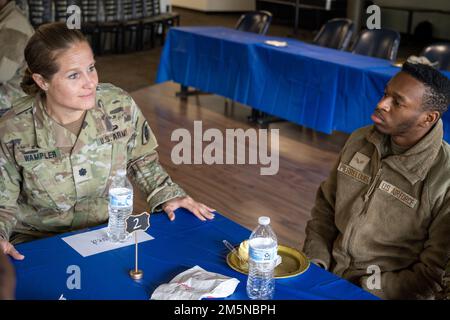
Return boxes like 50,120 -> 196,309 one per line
64,62 -> 96,73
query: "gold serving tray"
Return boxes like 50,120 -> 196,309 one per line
226,245 -> 310,279
391,62 -> 403,68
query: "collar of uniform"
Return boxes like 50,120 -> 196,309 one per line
33,94 -> 110,151
366,120 -> 444,185
33,95 -> 60,148
0,1 -> 16,21
71,94 -> 113,154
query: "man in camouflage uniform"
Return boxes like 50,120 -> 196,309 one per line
0,83 -> 190,244
0,0 -> 34,115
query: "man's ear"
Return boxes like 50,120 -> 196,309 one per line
31,73 -> 49,91
423,111 -> 440,128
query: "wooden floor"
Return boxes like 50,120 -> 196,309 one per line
130,82 -> 348,250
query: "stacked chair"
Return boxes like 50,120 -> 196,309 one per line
21,0 -> 180,55
27,0 -> 53,27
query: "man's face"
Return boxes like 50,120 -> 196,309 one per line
371,72 -> 427,136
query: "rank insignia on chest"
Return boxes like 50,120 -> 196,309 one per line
349,152 -> 371,171
73,165 -> 92,183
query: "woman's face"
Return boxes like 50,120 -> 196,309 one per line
45,41 -> 98,113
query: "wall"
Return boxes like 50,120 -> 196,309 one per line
171,0 -> 255,12
373,0 -> 450,40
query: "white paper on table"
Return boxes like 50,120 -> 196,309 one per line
264,40 -> 288,47
62,228 -> 154,257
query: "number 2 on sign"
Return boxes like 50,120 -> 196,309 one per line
133,218 -> 141,230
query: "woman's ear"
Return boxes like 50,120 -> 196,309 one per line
31,73 -> 49,91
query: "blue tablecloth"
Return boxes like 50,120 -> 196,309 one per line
156,27 -> 450,142
13,209 -> 377,300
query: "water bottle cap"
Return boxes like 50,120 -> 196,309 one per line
117,169 -> 127,176
258,216 -> 270,225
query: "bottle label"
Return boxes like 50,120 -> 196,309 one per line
109,192 -> 133,208
249,246 -> 277,262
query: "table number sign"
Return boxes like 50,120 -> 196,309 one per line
125,212 -> 150,280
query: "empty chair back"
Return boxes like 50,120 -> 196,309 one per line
420,43 -> 450,71
27,0 -> 53,27
313,18 -> 354,50
235,10 -> 272,35
351,29 -> 401,61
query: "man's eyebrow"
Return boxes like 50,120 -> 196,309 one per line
392,92 -> 406,103
385,85 -> 407,103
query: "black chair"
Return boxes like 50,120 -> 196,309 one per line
80,0 -> 103,54
153,0 -> 180,44
420,43 -> 450,71
313,18 -> 354,50
96,0 -> 122,54
351,28 -> 401,61
27,0 -> 53,27
141,0 -> 180,48
235,10 -> 272,35
120,0 -> 143,52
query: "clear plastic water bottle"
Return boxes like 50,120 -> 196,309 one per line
107,169 -> 133,243
246,216 -> 278,300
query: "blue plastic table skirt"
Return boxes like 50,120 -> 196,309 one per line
156,26 -> 450,142
13,209 -> 377,300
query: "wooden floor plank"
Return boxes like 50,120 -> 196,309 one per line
130,82 -> 347,250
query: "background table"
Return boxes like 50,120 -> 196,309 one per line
156,27 -> 450,142
13,209 -> 377,300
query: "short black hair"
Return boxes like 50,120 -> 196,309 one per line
401,62 -> 450,115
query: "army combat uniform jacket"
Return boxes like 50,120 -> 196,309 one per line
0,83 -> 186,243
303,120 -> 450,299
0,1 -> 34,114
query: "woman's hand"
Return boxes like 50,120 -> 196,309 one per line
162,196 -> 215,221
0,239 -> 24,260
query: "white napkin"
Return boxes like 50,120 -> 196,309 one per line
264,40 -> 288,47
406,55 -> 439,68
150,265 -> 240,300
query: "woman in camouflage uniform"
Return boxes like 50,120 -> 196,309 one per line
0,22 -> 215,259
